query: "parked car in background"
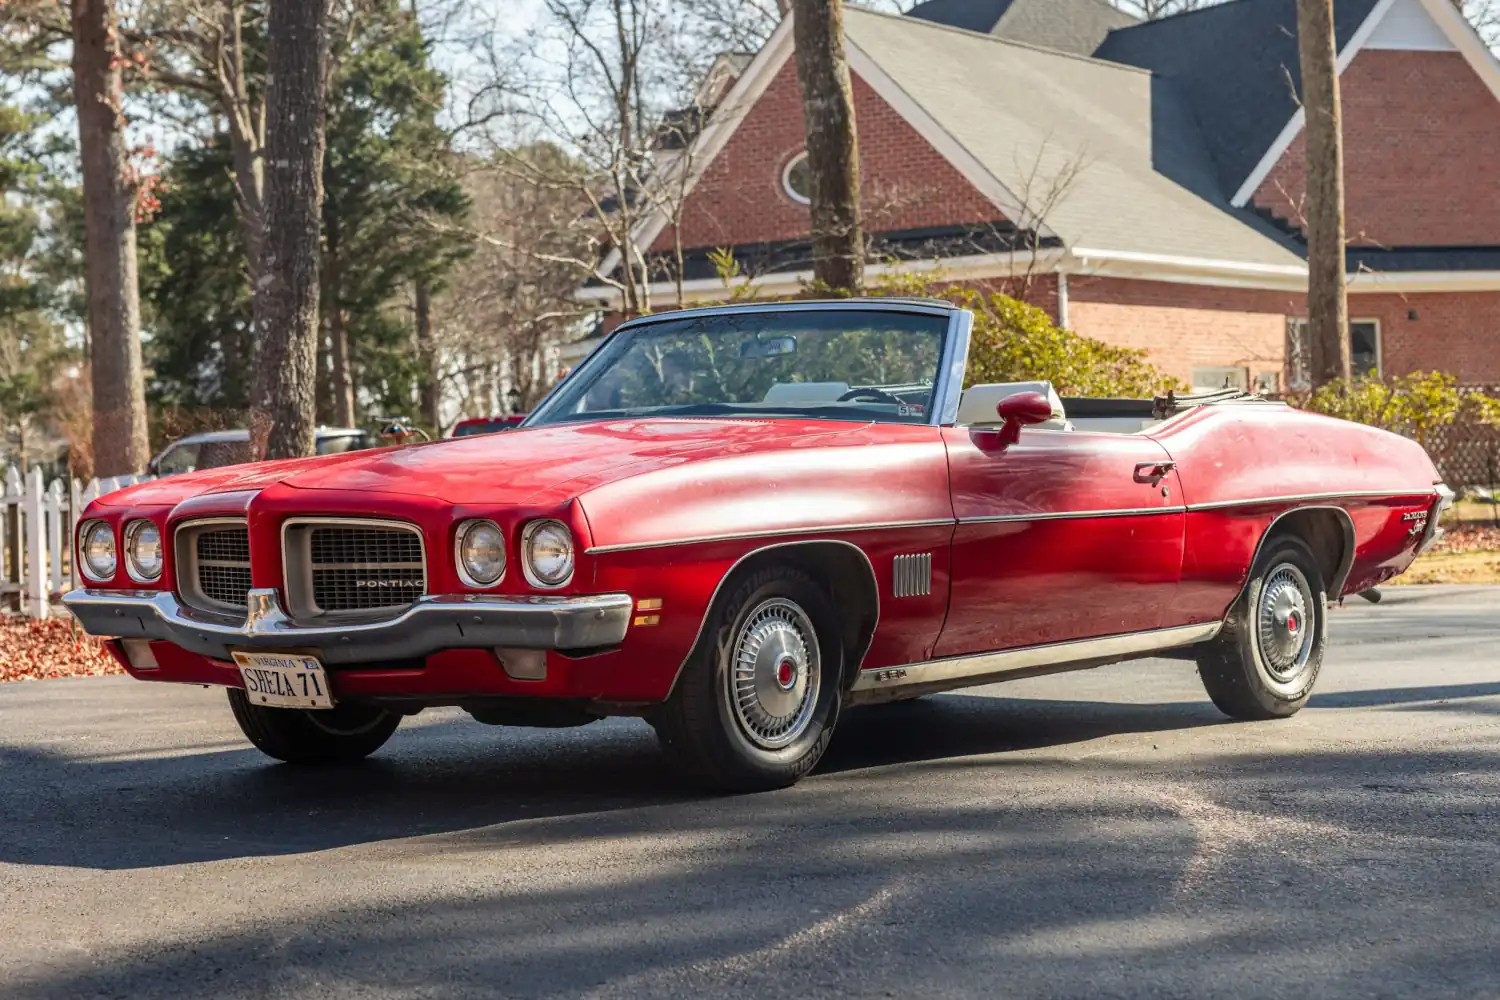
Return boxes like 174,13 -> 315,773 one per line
70,300 -> 1449,793
450,416 -> 526,437
149,427 -> 371,476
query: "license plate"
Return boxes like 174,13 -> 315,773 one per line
233,651 -> 335,709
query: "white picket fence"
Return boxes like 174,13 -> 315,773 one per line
0,465 -> 155,620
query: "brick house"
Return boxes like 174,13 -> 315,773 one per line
578,0 -> 1500,392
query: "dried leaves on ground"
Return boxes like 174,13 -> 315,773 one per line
1431,523 -> 1500,555
0,616 -> 122,683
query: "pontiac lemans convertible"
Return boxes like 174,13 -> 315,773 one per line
65,299 -> 1451,791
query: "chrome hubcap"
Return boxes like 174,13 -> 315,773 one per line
1257,563 -> 1316,684
729,598 -> 820,750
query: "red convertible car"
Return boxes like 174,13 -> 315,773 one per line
65,299 -> 1451,791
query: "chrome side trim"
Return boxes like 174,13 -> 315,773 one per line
585,518 -> 956,555
892,553 -> 933,597
848,622 -> 1222,700
62,587 -> 634,665
959,505 -> 1185,525
1185,488 -> 1439,512
662,538 -> 882,701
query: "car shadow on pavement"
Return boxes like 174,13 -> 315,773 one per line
0,693 -> 1224,872
1310,680 -> 1500,710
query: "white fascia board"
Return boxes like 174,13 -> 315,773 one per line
1348,270 -> 1500,293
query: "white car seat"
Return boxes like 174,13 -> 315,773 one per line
956,381 -> 1072,430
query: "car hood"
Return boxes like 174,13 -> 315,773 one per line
98,418 -> 842,508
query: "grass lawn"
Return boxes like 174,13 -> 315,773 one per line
1399,550 -> 1500,585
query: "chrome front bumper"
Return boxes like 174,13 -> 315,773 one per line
62,587 -> 635,665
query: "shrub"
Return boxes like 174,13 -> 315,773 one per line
1299,372 -> 1500,469
948,288 -> 1181,396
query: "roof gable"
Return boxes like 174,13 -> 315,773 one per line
1094,0 -> 1380,199
845,8 -> 1304,268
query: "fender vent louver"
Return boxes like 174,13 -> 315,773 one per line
892,553 -> 932,598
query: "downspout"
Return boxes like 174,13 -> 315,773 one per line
1056,271 -> 1070,329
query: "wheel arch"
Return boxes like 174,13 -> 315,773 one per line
667,539 -> 881,698
1244,504 -> 1357,601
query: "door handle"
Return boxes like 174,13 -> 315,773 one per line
1133,461 -> 1176,483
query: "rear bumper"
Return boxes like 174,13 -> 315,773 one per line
1415,483 -> 1456,555
62,587 -> 634,665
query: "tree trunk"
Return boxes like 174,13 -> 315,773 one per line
414,280 -> 439,428
1297,0 -> 1351,387
788,0 -> 863,293
249,0 -> 331,460
71,0 -> 150,477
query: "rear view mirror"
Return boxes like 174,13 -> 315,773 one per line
740,336 -> 797,359
995,391 -> 1053,447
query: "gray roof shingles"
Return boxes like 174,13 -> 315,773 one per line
846,7 -> 1307,267
1093,0 -> 1381,198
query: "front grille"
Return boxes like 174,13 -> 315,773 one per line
283,520 -> 426,619
176,520 -> 253,615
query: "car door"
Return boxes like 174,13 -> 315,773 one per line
934,424 -> 1185,658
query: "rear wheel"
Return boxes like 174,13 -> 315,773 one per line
1196,534 -> 1327,720
228,689 -> 401,764
652,565 -> 842,792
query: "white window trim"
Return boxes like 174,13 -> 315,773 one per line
781,151 -> 811,206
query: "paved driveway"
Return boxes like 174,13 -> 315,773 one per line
2,586 -> 1498,999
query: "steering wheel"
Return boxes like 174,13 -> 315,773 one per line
836,387 -> 907,406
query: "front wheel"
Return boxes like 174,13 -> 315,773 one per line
228,689 -> 401,764
1196,534 -> 1327,720
652,565 -> 842,792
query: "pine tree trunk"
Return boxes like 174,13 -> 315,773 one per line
71,0 -> 150,477
414,280 -> 439,429
249,0 -> 331,460
789,0 -> 863,293
1297,0 -> 1351,386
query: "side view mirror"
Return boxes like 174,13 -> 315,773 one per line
995,391 -> 1053,447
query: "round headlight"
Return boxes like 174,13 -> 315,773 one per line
80,520 -> 117,582
523,520 -> 574,588
457,519 -> 506,587
125,520 -> 163,582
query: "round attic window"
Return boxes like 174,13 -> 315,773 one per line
782,152 -> 812,205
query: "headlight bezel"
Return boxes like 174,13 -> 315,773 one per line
124,519 -> 164,583
521,519 -> 575,589
79,520 -> 118,583
455,518 -> 507,588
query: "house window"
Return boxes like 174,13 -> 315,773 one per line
1287,319 -> 1381,388
782,152 -> 812,205
1192,366 -> 1249,392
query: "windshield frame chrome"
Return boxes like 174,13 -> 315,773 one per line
523,298 -> 971,429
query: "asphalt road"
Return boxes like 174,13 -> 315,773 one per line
2,585 -> 1499,1000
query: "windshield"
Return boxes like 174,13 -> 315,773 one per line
530,308 -> 949,426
